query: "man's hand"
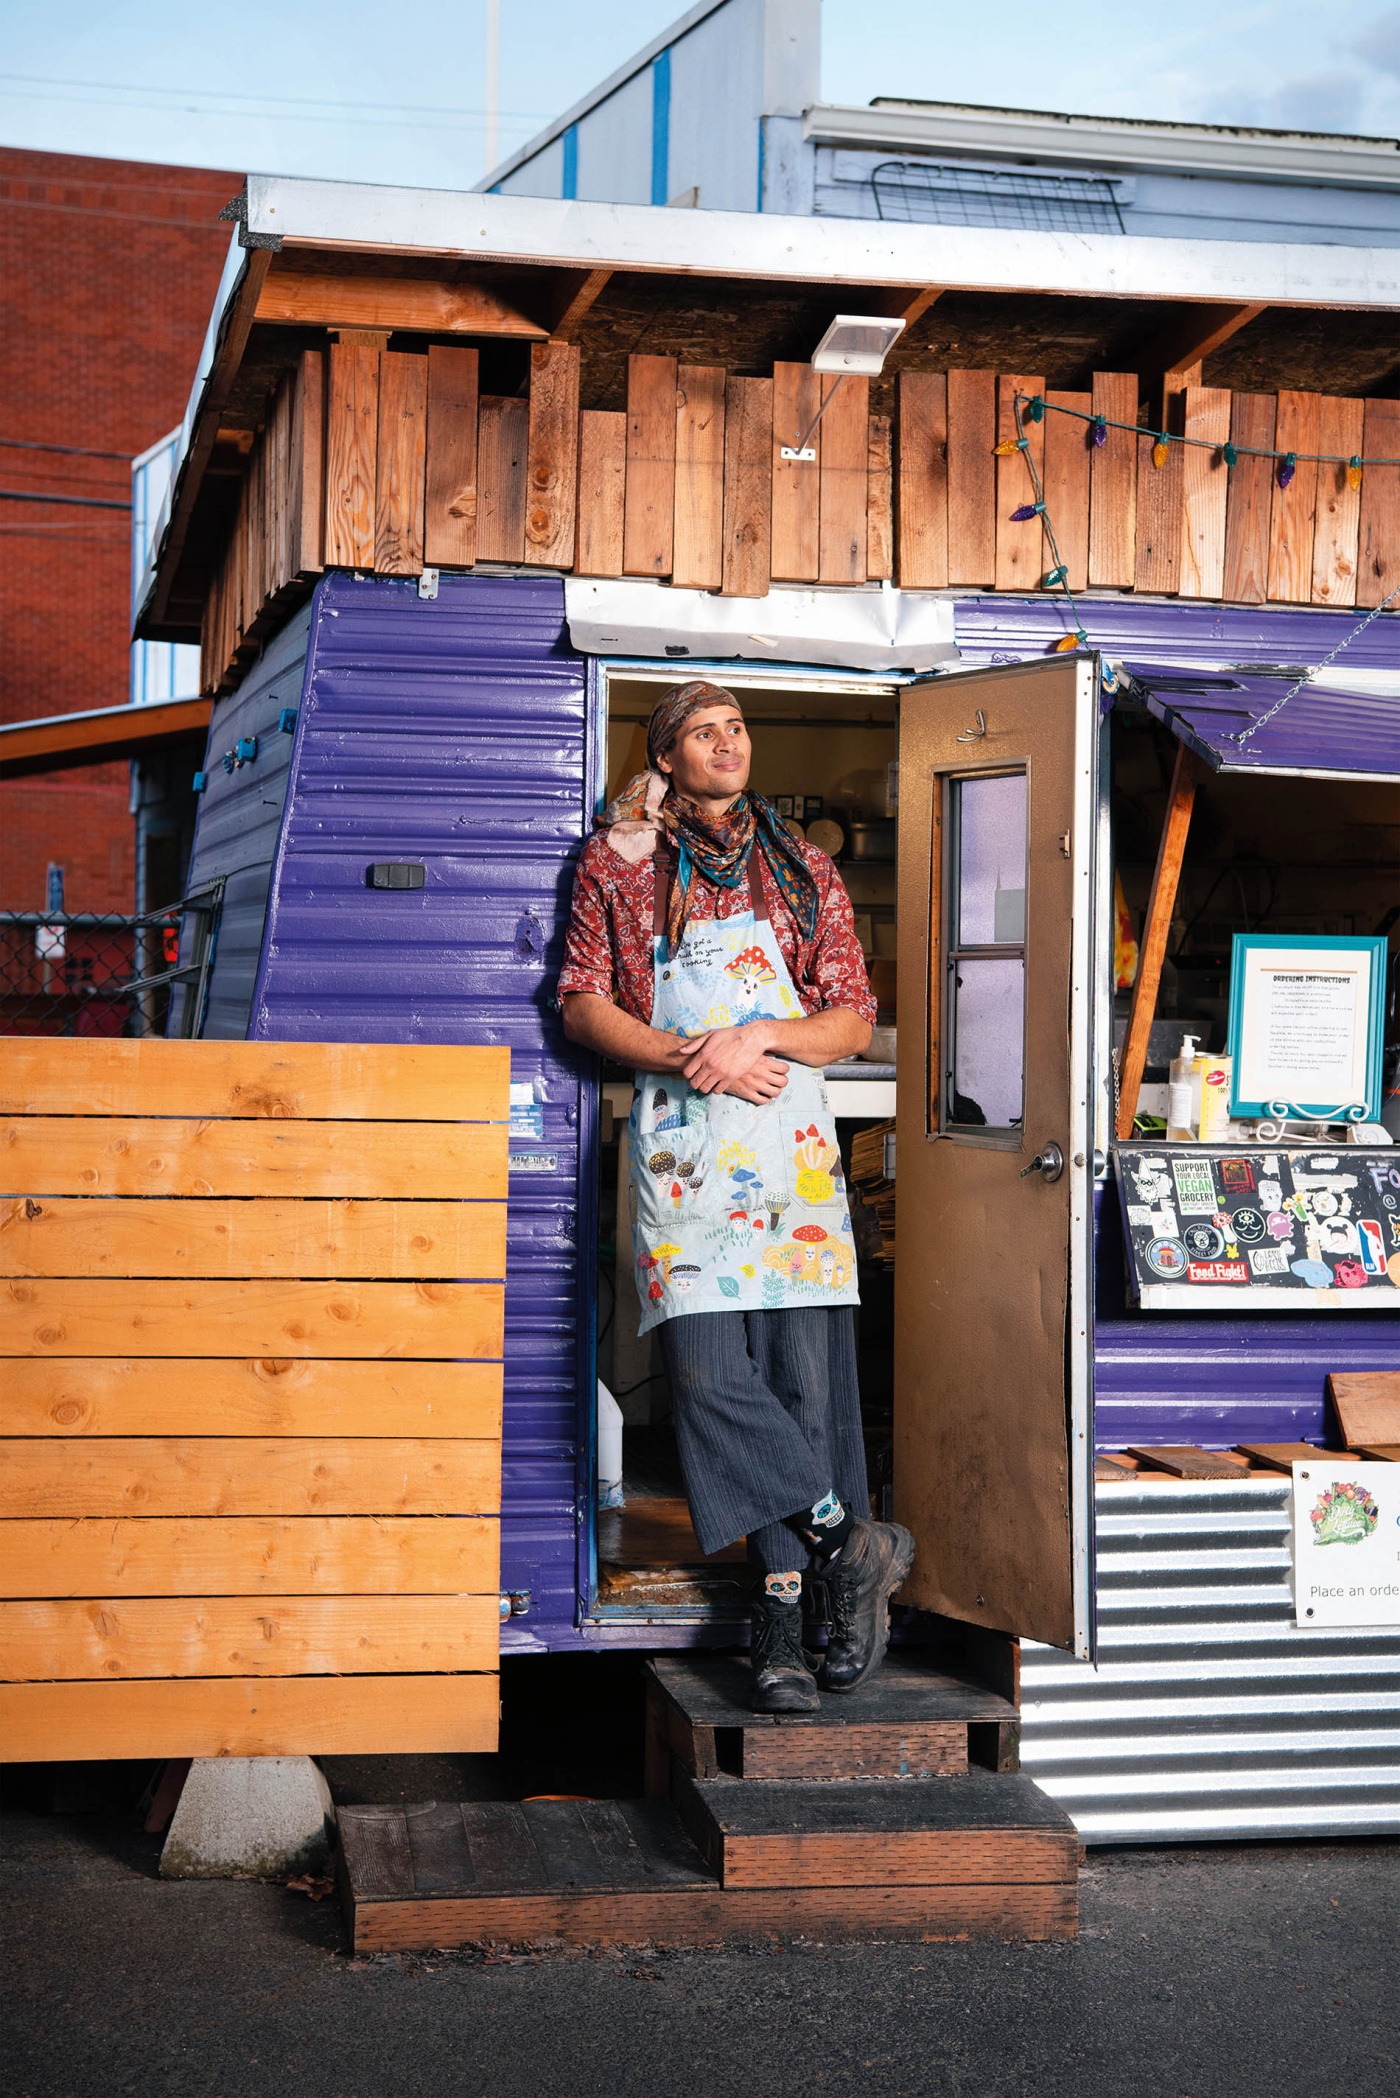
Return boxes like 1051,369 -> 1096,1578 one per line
718,1054 -> 791,1105
681,1022 -> 777,1095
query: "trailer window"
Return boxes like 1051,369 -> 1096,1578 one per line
943,770 -> 1027,1135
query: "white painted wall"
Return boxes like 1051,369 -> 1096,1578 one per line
575,65 -> 654,206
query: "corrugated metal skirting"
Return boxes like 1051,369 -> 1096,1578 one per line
1020,1479 -> 1400,1844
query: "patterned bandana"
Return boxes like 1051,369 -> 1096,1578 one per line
599,710 -> 819,951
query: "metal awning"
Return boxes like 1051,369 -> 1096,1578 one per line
1123,661 -> 1400,781
0,695 -> 212,781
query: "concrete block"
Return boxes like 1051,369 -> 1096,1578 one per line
159,1756 -> 335,1879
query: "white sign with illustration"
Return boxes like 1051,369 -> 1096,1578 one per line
1292,1460 -> 1400,1628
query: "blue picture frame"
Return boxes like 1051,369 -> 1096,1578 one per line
1227,934 -> 1387,1123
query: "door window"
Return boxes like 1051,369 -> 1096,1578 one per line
941,770 -> 1028,1136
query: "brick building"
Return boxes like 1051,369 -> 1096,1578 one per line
1,147 -> 238,910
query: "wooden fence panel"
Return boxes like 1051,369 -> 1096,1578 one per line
624,354 -> 678,576
476,396 -> 529,563
1179,387 -> 1231,599
945,370 -> 996,587
866,413 -> 894,581
721,376 -> 773,598
1042,391 -> 1090,592
1222,392 -> 1276,604
375,351 -> 428,575
672,365 -> 726,591
1088,372 -> 1138,588
895,371 -> 948,589
1358,396 -> 1400,608
818,373 -> 869,585
324,341 -> 380,568
1267,390 -> 1320,603
524,341 -> 580,569
1312,395 -> 1363,607
771,362 -> 822,581
0,1041 -> 507,1761
424,344 -> 479,568
994,375 -> 1045,591
1133,431 -> 1183,594
575,410 -> 627,577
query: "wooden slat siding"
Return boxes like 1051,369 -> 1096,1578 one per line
0,1121 -> 507,1200
1088,372 -> 1139,588
1267,390 -> 1321,603
374,352 -> 428,576
0,1516 -> 499,1598
1357,397 -> 1400,607
423,345 -> 480,568
818,373 -> 870,585
475,396 -> 529,563
1041,391 -> 1090,591
0,1279 -> 504,1360
324,341 -> 380,568
720,376 -> 773,598
1132,431 -> 1183,594
0,1038 -> 510,1120
0,1675 -> 499,1762
1,1198 -> 506,1282
671,365 -> 726,591
1312,394 -> 1364,606
523,341 -> 580,570
944,370 -> 997,586
994,375 -> 1046,592
0,1439 -> 499,1518
574,410 -> 627,577
1222,392 -> 1276,604
0,1358 -> 502,1438
1178,387 -> 1232,599
0,1596 -> 499,1681
289,348 -> 325,574
895,372 -> 948,589
623,353 -> 678,576
770,362 -> 822,581
866,413 -> 894,581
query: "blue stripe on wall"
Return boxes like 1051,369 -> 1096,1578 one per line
650,50 -> 670,208
562,123 -> 578,201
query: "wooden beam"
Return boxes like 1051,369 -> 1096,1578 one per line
1115,740 -> 1204,1140
548,267 -> 613,341
146,246 -> 271,630
256,271 -> 548,340
863,286 -> 944,326
1133,303 -> 1266,411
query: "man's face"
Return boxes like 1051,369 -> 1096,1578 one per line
657,705 -> 751,803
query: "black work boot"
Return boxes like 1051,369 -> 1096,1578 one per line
819,1518 -> 915,1694
749,1593 -> 820,1713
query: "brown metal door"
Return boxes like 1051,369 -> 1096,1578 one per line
893,657 -> 1099,1655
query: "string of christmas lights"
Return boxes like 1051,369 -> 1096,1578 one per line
998,391 -> 1390,492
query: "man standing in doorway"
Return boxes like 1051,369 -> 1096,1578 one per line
559,680 -> 913,1712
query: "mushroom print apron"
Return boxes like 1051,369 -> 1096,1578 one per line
629,852 -> 859,1335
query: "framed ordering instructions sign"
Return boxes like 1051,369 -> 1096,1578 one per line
1227,935 -> 1386,1126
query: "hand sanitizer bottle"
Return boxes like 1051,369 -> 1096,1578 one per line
1166,1033 -> 1201,1142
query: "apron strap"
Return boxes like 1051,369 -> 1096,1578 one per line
652,842 -> 771,937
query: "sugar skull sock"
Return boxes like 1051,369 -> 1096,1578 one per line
787,1489 -> 855,1562
762,1571 -> 803,1604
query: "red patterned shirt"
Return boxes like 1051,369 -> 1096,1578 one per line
558,834 -> 876,1027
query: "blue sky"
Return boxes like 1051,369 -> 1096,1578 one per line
1,1 -> 1398,189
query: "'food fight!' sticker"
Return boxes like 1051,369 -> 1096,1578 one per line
1187,1259 -> 1249,1282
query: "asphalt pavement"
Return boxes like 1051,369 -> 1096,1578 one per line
5,1762 -> 1397,2098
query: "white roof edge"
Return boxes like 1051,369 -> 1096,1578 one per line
805,101 -> 1400,188
473,0 -> 728,191
243,175 -> 1400,308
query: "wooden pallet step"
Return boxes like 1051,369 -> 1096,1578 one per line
646,1650 -> 1018,1783
338,1794 -> 1076,1951
675,1770 -> 1079,1894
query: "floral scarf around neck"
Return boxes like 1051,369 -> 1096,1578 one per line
598,770 -> 820,951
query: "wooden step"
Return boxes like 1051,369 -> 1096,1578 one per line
645,1649 -> 1018,1785
338,1790 -> 1076,1951
676,1769 -> 1079,1894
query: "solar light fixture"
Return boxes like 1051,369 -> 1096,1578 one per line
781,313 -> 907,459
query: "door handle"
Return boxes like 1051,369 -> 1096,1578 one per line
1019,1141 -> 1065,1184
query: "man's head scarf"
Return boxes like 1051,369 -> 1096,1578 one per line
598,680 -> 821,948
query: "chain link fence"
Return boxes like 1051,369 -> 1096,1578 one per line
0,881 -> 224,1039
